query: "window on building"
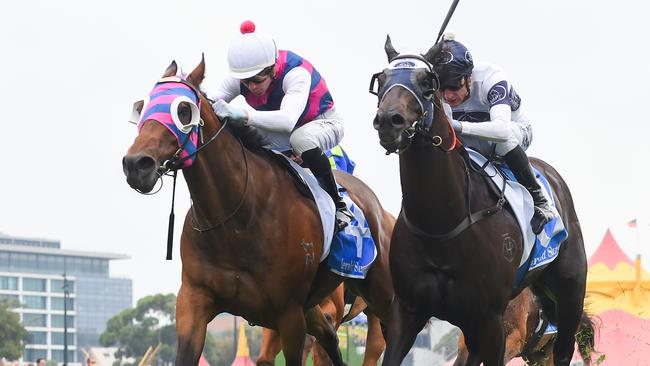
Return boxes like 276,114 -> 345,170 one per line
23,278 -> 46,292
0,252 -> 9,268
51,350 -> 76,363
51,314 -> 75,328
22,295 -> 46,309
23,313 -> 47,327
28,331 -> 47,345
24,348 -> 47,362
51,332 -> 75,345
51,296 -> 74,311
0,276 -> 18,290
51,279 -> 75,294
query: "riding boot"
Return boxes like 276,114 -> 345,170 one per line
503,146 -> 554,235
301,147 -> 354,231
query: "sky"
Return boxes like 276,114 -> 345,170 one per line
1,0 -> 649,303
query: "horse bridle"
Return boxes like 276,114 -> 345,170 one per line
134,77 -> 249,258
155,78 -> 232,174
369,54 -> 452,154
370,54 -> 504,241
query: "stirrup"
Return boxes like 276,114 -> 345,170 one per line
531,204 -> 554,235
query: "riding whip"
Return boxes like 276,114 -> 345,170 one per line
435,0 -> 460,44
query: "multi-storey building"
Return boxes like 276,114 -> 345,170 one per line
0,233 -> 132,364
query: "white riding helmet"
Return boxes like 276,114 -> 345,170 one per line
227,20 -> 278,79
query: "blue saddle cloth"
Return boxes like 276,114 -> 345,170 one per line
498,164 -> 569,288
465,148 -> 568,289
327,189 -> 377,279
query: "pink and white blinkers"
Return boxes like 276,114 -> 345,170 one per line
131,77 -> 202,169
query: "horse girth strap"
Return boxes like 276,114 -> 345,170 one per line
401,198 -> 504,242
400,150 -> 506,242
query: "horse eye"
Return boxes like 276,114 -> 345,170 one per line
177,102 -> 192,124
421,79 -> 431,89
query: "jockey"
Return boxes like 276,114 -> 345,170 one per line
209,20 -> 354,231
432,33 -> 553,235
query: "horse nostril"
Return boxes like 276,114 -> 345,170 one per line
373,115 -> 380,130
135,156 -> 156,172
391,113 -> 406,127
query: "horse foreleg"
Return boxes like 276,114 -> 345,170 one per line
305,306 -> 346,366
278,306 -> 308,366
382,297 -> 428,366
175,285 -> 218,366
257,328 -> 282,366
361,312 -> 386,366
476,314 -> 506,366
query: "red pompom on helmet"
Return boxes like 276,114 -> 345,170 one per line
228,20 -> 278,79
240,20 -> 256,34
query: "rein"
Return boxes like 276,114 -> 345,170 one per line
155,90 -> 238,258
400,148 -> 506,242
190,134 -> 250,232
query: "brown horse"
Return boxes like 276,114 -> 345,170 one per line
454,288 -> 595,365
370,37 -> 588,366
257,285 -> 386,366
122,57 -> 394,366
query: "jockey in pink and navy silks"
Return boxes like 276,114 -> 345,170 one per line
433,33 -> 554,235
209,20 -> 354,231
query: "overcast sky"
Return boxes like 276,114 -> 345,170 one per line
1,0 -> 649,303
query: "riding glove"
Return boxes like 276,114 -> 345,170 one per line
212,100 -> 248,127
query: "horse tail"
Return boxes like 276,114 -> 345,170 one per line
342,295 -> 368,323
575,310 -> 597,365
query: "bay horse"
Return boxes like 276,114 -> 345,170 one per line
257,285 -> 386,366
122,57 -> 394,366
370,37 -> 587,366
454,288 -> 595,365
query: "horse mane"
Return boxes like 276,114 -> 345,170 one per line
198,90 -> 269,151
227,124 -> 270,150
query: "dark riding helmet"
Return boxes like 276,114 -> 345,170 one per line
432,34 -> 474,90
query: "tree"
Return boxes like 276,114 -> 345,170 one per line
99,294 -> 177,365
0,300 -> 29,360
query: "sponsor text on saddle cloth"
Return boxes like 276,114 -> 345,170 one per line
272,149 -> 377,279
466,148 -> 568,288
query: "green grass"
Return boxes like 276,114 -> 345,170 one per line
273,325 -> 368,366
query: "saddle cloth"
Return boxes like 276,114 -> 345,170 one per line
269,150 -> 377,276
327,189 -> 378,279
466,148 -> 568,288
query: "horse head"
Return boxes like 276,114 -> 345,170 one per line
370,36 -> 457,154
122,57 -> 209,193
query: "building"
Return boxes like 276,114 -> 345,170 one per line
0,233 -> 132,364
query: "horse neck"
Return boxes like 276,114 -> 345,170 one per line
181,119 -> 252,226
399,101 -> 468,229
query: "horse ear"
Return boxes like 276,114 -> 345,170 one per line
422,41 -> 444,64
385,35 -> 399,62
187,53 -> 206,87
163,61 -> 178,78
